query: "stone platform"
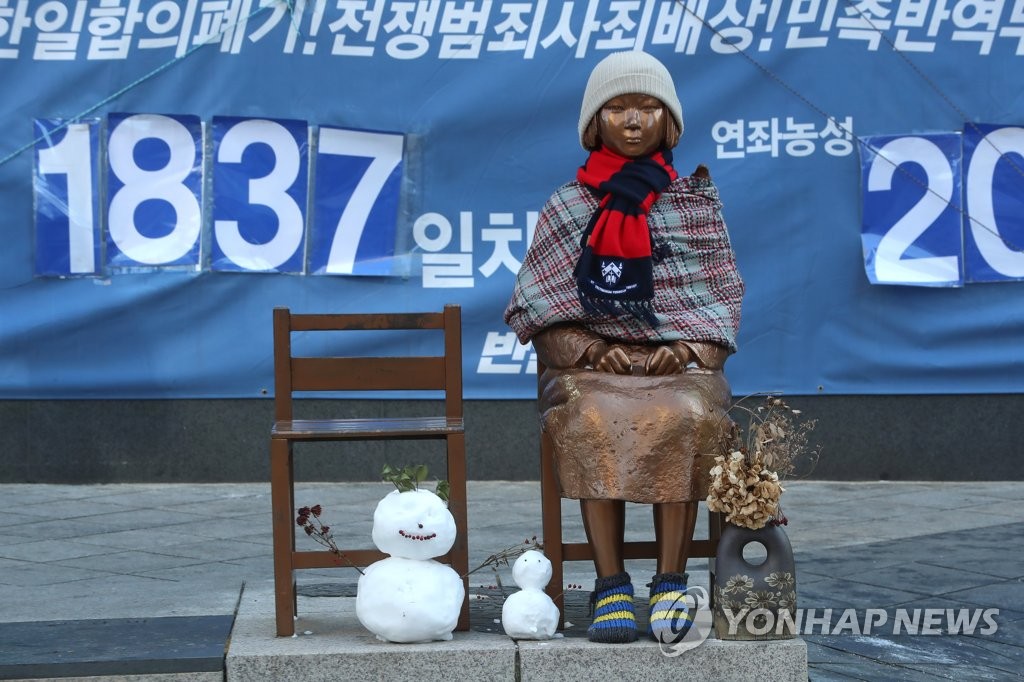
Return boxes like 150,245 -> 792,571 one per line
226,583 -> 808,682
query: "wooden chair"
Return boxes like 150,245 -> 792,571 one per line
536,360 -> 724,625
270,305 -> 469,637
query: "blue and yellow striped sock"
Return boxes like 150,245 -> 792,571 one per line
587,572 -> 638,643
648,572 -> 692,643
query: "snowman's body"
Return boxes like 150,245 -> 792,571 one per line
357,556 -> 463,642
356,489 -> 465,643
501,550 -> 560,640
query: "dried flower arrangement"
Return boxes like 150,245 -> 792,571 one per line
706,395 -> 820,530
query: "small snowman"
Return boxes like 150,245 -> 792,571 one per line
356,487 -> 465,643
501,549 -> 560,640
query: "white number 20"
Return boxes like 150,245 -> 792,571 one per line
867,136 -> 959,284
865,128 -> 1024,285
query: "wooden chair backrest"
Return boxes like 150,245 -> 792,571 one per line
272,306 -> 463,422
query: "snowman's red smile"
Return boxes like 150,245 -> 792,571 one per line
398,529 -> 437,541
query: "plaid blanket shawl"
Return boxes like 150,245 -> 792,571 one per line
505,173 -> 744,350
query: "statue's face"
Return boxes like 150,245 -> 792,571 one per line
597,93 -> 666,158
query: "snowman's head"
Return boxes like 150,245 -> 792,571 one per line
512,550 -> 552,590
371,489 -> 456,559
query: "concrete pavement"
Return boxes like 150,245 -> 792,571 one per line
0,480 -> 1022,680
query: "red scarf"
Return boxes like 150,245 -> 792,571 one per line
574,146 -> 678,325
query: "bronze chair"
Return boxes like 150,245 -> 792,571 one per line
536,359 -> 723,625
270,305 -> 469,637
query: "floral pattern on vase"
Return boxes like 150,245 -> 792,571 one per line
713,523 -> 797,640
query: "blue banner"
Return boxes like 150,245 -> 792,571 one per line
4,0 -> 1024,398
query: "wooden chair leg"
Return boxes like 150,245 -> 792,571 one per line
270,438 -> 296,637
446,432 -> 471,631
288,443 -> 297,615
540,430 -> 566,627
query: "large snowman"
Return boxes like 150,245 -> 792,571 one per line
501,549 -> 560,640
356,488 -> 465,643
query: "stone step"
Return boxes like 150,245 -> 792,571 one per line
0,616 -> 231,682
226,583 -> 807,682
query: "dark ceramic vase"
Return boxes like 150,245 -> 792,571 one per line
713,522 -> 797,640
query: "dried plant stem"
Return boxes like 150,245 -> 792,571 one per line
464,538 -> 543,579
706,393 -> 820,529
297,506 -> 365,576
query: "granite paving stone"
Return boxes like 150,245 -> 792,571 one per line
946,579 -> 1024,612
227,588 -> 518,682
0,481 -> 1020,681
52,550 -> 209,575
874,514 -> 1022,537
0,485 -> 120,506
881,540 -> 1010,571
135,562 -> 254,586
154,520 -> 274,542
225,532 -> 276,548
220,555 -> 276,575
65,508 -> 210,532
0,533 -> 36,548
796,547 -> 910,579
963,616 -> 1024,650
0,561 -> 115,586
959,502 -> 1024,520
17,499 -> 136,519
934,522 -> 1024,544
811,661 -> 950,680
0,575 -> 245,621
157,496 -> 272,517
70,528 -> 213,550
842,561 -> 1008,597
0,616 -> 233,679
788,500 -> 909,523
517,636 -> 807,681
1,518 -> 125,540
805,639 -> 880,665
142,539 -> 269,562
886,489 -> 1008,510
807,631 -> 1021,680
899,665 -> 1006,681
0,539 -> 112,563
805,667 -> 863,680
796,576 -> 925,610
913,552 -> 1016,580
98,486 -> 258,508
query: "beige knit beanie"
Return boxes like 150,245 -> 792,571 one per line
578,51 -> 684,149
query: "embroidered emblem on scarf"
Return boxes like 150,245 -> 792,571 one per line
574,146 -> 678,326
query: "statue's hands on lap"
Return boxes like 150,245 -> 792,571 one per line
582,339 -> 696,376
644,344 -> 689,375
585,341 -> 632,374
